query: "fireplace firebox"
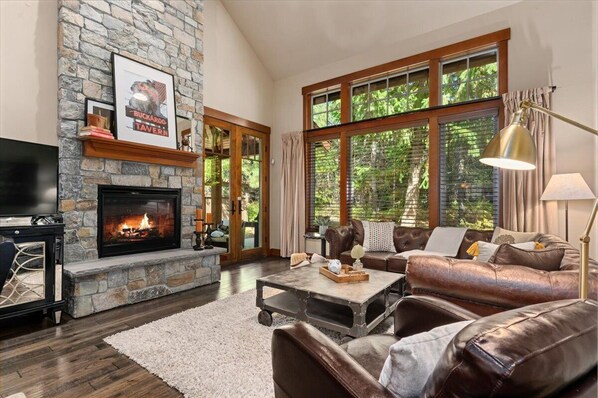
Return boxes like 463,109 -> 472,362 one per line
98,186 -> 181,258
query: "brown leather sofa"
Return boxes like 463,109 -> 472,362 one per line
272,295 -> 597,398
325,221 -> 493,273
407,233 -> 598,316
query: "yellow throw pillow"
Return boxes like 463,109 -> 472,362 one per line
466,242 -> 480,257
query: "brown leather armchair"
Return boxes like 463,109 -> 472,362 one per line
272,296 -> 597,398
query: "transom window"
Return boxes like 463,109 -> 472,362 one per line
311,90 -> 341,128
352,68 -> 429,121
441,49 -> 498,104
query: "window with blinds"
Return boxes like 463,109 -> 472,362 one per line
307,138 -> 341,229
439,111 -> 499,229
348,125 -> 429,227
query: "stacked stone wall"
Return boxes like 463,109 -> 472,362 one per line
64,248 -> 223,317
57,0 -> 204,263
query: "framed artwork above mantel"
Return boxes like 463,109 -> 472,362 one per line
112,53 -> 177,149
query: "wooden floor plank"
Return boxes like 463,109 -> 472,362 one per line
0,257 -> 287,398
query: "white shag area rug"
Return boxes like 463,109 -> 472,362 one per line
105,288 -> 393,398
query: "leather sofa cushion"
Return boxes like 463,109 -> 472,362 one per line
490,244 -> 565,271
341,251 -> 392,271
537,233 -> 598,270
351,219 -> 365,246
393,227 -> 430,253
387,255 -> 407,273
340,251 -> 353,266
341,334 -> 399,379
423,299 -> 598,397
457,229 -> 493,259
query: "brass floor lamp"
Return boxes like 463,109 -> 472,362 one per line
480,100 -> 598,299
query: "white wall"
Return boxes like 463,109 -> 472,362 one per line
203,0 -> 274,127
0,0 -> 57,146
270,1 -> 598,256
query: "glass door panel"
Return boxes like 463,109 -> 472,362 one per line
240,134 -> 262,251
204,124 -> 232,255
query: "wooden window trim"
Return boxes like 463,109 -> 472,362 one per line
204,106 -> 271,134
303,31 -> 508,230
304,97 -> 501,139
301,28 -> 510,97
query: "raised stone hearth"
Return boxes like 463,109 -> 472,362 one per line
64,248 -> 223,318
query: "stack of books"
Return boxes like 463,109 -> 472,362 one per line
78,126 -> 114,139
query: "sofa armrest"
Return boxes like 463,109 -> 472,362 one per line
393,295 -> 480,338
406,256 -> 598,312
325,225 -> 354,259
272,322 -> 394,398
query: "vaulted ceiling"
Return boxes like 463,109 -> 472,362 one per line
221,0 -> 519,80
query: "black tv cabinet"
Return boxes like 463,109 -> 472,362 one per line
0,223 -> 65,323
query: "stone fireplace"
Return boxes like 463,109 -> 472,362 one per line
98,186 -> 181,258
57,0 -> 206,264
56,0 -> 224,319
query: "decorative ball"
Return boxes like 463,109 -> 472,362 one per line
351,244 -> 365,259
328,259 -> 342,275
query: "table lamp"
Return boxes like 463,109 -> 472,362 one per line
480,100 -> 598,299
540,173 -> 595,241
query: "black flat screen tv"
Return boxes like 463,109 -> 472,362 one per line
0,138 -> 58,216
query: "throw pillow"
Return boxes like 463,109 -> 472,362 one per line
467,241 -> 544,257
362,221 -> 396,252
379,320 -> 473,398
491,226 -> 538,244
489,244 -> 565,271
476,240 -> 536,262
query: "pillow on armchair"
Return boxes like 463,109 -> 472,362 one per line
379,320 -> 473,398
489,244 -> 565,271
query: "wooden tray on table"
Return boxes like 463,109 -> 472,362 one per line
319,264 -> 369,283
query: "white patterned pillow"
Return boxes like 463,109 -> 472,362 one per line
362,221 -> 396,252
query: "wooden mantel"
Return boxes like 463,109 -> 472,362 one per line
79,136 -> 200,168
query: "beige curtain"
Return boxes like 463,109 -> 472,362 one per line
501,87 -> 557,234
280,131 -> 305,257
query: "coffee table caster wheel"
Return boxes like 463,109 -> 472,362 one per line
258,310 -> 273,326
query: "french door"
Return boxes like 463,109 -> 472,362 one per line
203,116 -> 269,264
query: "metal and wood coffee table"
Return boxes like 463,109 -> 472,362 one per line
256,263 -> 404,338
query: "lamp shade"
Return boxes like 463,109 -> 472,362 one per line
480,121 -> 537,170
541,173 -> 596,201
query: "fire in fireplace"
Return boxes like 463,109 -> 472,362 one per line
98,186 -> 181,257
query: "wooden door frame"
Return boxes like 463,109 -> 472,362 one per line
203,108 -> 271,265
202,115 -> 236,264
236,127 -> 270,261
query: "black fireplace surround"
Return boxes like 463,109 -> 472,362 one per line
98,186 -> 181,258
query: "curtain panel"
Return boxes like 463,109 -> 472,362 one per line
280,131 -> 306,257
501,87 -> 557,234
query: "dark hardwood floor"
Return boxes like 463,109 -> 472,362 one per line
0,257 -> 289,398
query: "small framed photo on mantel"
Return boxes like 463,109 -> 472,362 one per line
85,99 -> 114,133
112,53 -> 177,149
